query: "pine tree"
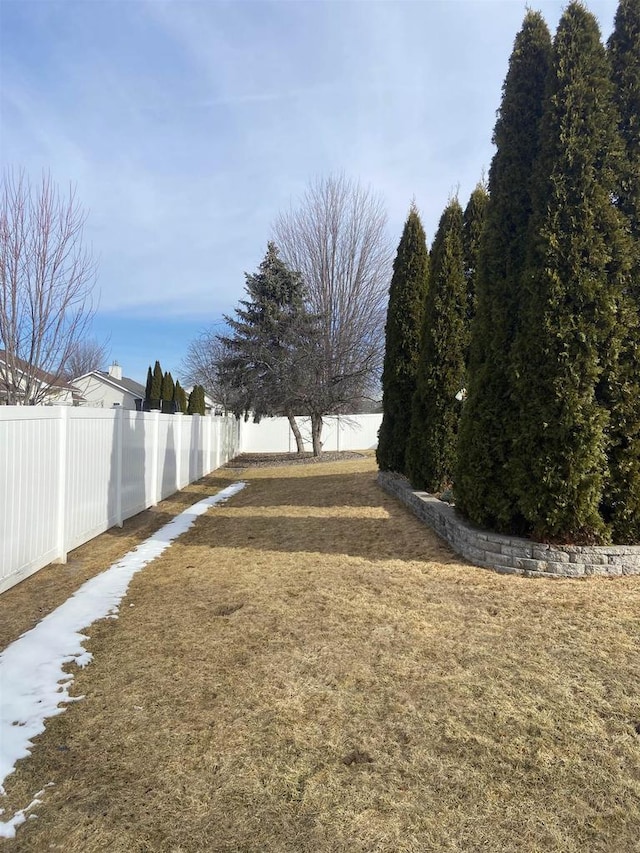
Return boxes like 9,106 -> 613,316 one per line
219,242 -> 320,448
145,366 -> 153,402
161,371 -> 175,403
462,181 -> 489,329
377,203 -> 429,474
456,11 -> 552,531
604,0 -> 640,541
406,198 -> 466,492
510,2 -> 631,543
150,360 -> 163,408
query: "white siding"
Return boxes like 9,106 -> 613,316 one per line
73,375 -> 139,409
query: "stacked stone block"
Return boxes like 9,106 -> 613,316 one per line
378,471 -> 640,579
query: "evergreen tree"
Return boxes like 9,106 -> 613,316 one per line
161,371 -> 175,403
150,360 -> 163,407
510,2 -> 631,543
173,380 -> 188,414
456,11 -> 552,531
187,385 -> 206,416
609,0 -> 640,232
144,366 -> 153,402
219,242 -> 320,448
406,198 -> 466,492
462,181 -> 489,328
197,385 -> 206,415
604,0 -> 640,541
377,203 -> 429,474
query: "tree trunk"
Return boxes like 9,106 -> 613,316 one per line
311,413 -> 323,457
287,412 -> 305,453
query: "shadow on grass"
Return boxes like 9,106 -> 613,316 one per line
228,471 -> 383,508
184,470 -> 454,563
101,476 -> 244,541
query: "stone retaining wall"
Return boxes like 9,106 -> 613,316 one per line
378,471 -> 640,579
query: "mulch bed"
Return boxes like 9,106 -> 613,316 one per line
225,451 -> 368,468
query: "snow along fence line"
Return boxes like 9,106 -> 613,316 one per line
0,408 -> 241,595
0,480 -> 246,838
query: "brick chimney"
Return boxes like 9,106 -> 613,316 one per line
108,360 -> 122,381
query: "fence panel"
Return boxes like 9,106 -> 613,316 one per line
121,411 -> 150,517
65,409 -> 119,551
157,415 -> 178,501
0,409 -> 60,593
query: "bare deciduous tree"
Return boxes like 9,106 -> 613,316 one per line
0,170 -> 98,404
274,173 -> 392,453
182,327 -> 249,416
63,337 -> 109,380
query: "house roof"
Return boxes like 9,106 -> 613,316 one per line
0,349 -> 76,391
76,370 -> 145,399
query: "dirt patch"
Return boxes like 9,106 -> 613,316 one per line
2,456 -> 640,852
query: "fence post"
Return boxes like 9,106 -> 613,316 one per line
151,410 -> 160,506
205,415 -> 212,475
175,413 -> 183,490
216,418 -> 222,469
55,406 -> 68,564
337,414 -> 341,452
115,407 -> 123,527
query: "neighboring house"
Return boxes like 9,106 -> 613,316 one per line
0,349 -> 79,405
72,362 -> 145,410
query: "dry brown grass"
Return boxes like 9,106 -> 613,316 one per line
2,456 -> 640,852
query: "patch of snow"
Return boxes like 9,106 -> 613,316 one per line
0,787 -> 49,839
0,481 -> 246,814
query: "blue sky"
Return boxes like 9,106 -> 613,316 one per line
1,0 -> 620,384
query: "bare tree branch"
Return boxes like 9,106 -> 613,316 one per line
0,169 -> 98,404
181,328 -> 248,415
63,337 -> 110,380
273,173 -> 392,451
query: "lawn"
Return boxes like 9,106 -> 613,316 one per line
1,455 -> 639,852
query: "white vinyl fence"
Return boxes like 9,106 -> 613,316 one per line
0,408 -> 240,594
240,413 -> 382,454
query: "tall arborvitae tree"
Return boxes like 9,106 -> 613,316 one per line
406,198 -> 466,492
604,0 -> 640,541
462,181 -> 489,329
377,203 -> 429,474
510,2 -> 631,543
197,385 -> 206,415
456,11 -> 552,531
161,371 -> 175,403
150,360 -> 163,407
145,366 -> 153,402
173,380 -> 188,414
187,385 -> 205,415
